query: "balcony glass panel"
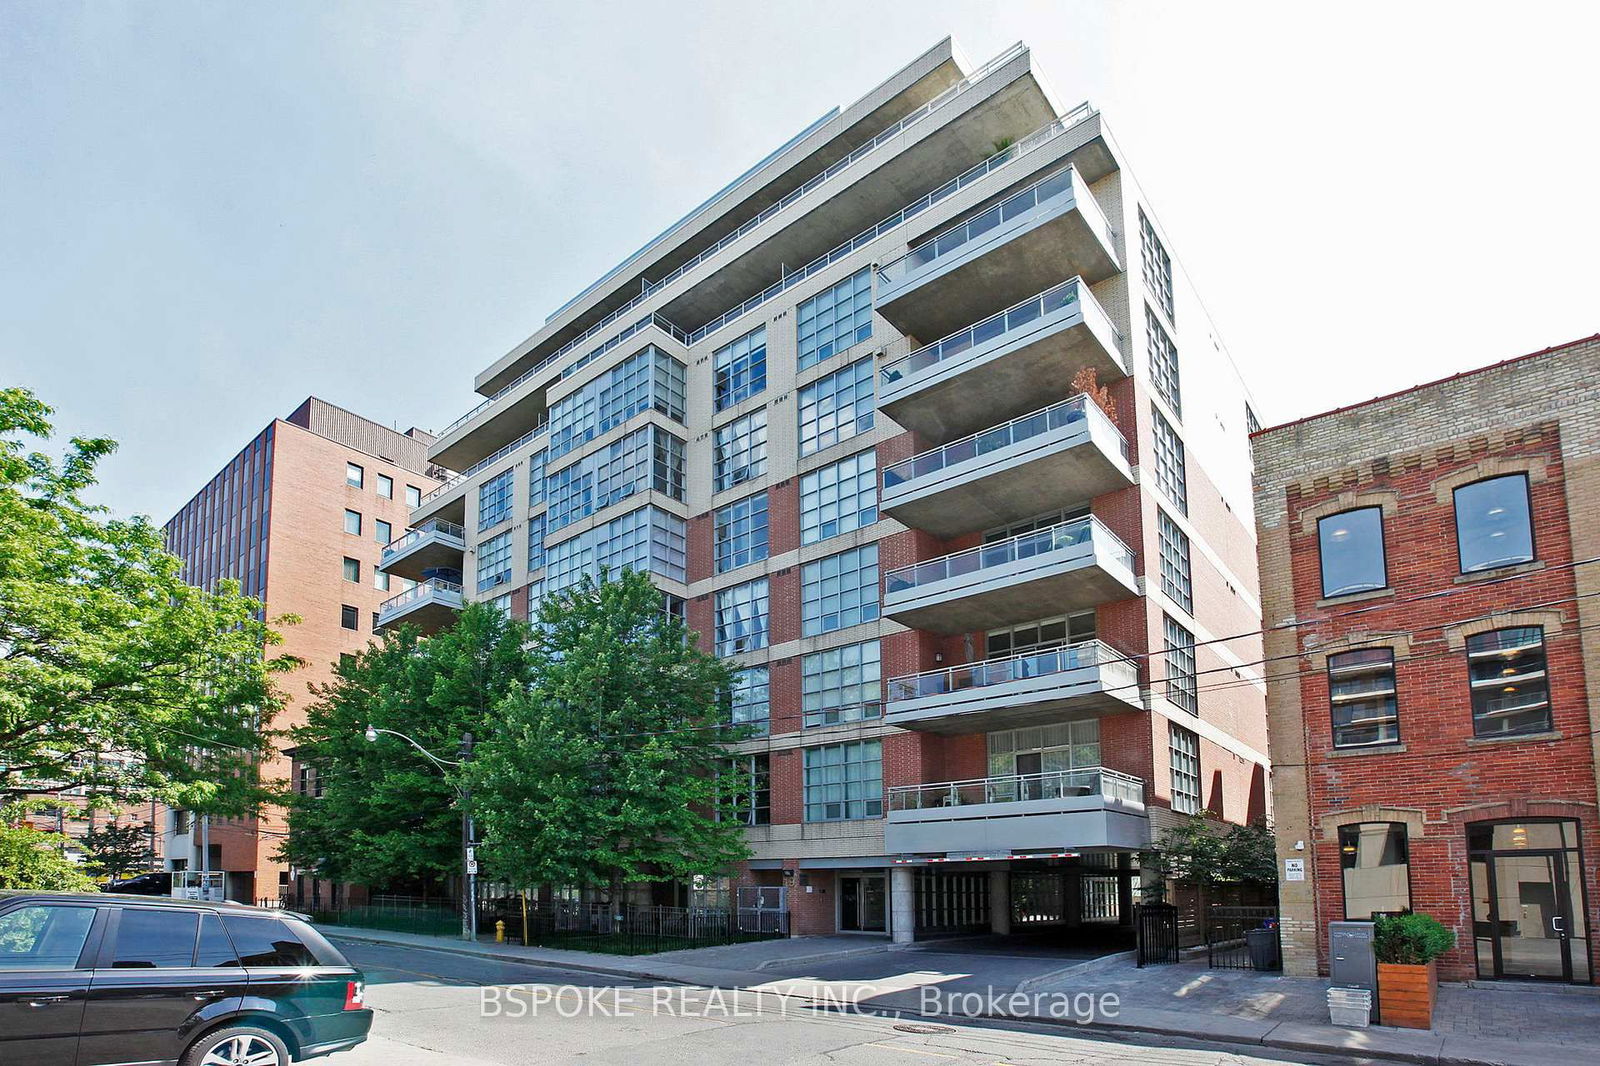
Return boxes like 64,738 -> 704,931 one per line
887,638 -> 1134,702
888,767 -> 1145,811
882,395 -> 1126,489
884,516 -> 1133,595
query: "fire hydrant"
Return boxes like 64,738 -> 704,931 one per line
495,920 -> 506,943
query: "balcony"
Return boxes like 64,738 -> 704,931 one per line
375,577 -> 463,636
379,519 -> 466,582
881,395 -> 1133,539
883,516 -> 1137,634
874,164 -> 1119,340
877,277 -> 1125,442
885,639 -> 1142,734
886,768 -> 1150,858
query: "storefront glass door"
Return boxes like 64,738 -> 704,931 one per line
1470,820 -> 1590,983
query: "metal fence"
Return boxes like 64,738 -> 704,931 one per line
483,900 -> 785,956
1135,902 -> 1179,966
290,894 -> 463,937
1205,906 -> 1282,971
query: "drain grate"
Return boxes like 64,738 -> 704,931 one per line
893,1023 -> 955,1035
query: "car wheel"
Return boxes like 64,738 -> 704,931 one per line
182,1024 -> 290,1066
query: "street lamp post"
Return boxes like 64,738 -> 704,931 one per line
364,725 -> 478,942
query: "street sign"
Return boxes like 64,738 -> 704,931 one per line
466,860 -> 479,874
465,846 -> 476,863
1284,858 -> 1305,882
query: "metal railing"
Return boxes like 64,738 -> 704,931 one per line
879,276 -> 1116,388
380,518 -> 465,564
887,638 -> 1137,703
877,162 -> 1108,286
379,577 -> 464,619
888,766 -> 1145,811
884,515 -> 1134,595
421,421 -> 548,504
882,394 -> 1125,490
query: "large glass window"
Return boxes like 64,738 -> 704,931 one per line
527,448 -> 547,505
343,509 -> 362,536
544,505 -> 686,596
547,345 -> 686,460
987,612 -> 1096,658
715,578 -> 769,656
1466,627 -> 1552,737
1168,723 -> 1201,814
803,740 -> 883,821
713,409 -> 768,492
1157,510 -> 1192,614
714,492 -> 769,573
405,484 -> 422,509
1164,615 -> 1198,715
988,720 -> 1101,776
1146,306 -> 1181,417
377,473 -> 393,499
527,512 -> 545,573
797,268 -> 873,371
478,468 -> 515,532
346,462 -> 364,488
1139,208 -> 1174,323
798,357 -> 874,457
728,666 -> 770,737
1339,823 -> 1411,918
1455,474 -> 1534,573
1318,507 -> 1387,598
714,325 -> 767,411
476,530 -> 513,592
546,426 -> 685,532
1151,407 -> 1187,515
802,640 -> 881,727
802,543 -> 879,636
800,450 -> 877,545
1329,648 -> 1400,748
730,754 -> 771,826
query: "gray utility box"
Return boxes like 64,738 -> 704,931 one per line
1329,920 -> 1377,992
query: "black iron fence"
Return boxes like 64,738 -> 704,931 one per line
1135,902 -> 1178,966
287,894 -> 463,937
1205,905 -> 1281,971
482,900 -> 785,956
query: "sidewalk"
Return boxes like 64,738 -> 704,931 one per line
323,926 -> 1599,1066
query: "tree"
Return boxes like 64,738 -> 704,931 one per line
0,807 -> 97,891
0,388 -> 297,814
1143,813 -> 1277,905
81,821 -> 155,880
279,603 -> 534,890
466,570 -> 753,902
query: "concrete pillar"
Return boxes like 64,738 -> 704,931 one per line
890,866 -> 916,944
989,869 -> 1012,935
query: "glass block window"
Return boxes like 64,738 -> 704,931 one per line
545,506 -> 686,596
715,578 -> 769,656
1328,648 -> 1400,748
728,666 -> 770,737
527,448 -> 547,506
478,468 -> 515,532
1146,305 -> 1181,417
546,345 -> 686,460
800,450 -> 877,545
801,543 -> 879,636
803,740 -> 882,822
546,426 -> 685,532
476,530 -> 513,593
1466,627 -> 1552,737
798,356 -> 874,457
714,325 -> 767,411
1168,723 -> 1201,814
1157,510 -> 1193,614
797,268 -> 873,371
1164,614 -> 1198,715
802,640 -> 881,727
1151,406 -> 1187,515
714,492 -> 769,573
1139,208 -> 1174,324
527,512 -> 545,573
713,408 -> 767,492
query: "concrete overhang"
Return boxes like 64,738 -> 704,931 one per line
375,581 -> 463,636
885,650 -> 1143,735
378,522 -> 466,583
886,801 -> 1149,856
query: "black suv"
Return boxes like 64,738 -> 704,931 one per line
0,891 -> 372,1066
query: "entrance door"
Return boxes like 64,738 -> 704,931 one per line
1016,752 -> 1044,801
1470,820 -> 1590,983
838,876 -> 887,933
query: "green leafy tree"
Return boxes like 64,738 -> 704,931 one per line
1144,813 -> 1278,906
0,807 -> 97,891
466,570 -> 752,902
0,388 -> 296,814
279,603 -> 534,890
81,821 -> 156,880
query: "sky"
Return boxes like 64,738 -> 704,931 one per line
4,1 -> 1598,522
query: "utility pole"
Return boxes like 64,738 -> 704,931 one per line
459,732 -> 477,943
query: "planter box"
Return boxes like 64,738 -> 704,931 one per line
1377,961 -> 1436,1029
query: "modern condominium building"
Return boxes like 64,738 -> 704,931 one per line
389,39 -> 1269,941
162,397 -> 443,901
1253,335 -> 1600,984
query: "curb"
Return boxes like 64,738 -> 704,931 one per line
323,931 -> 735,986
753,943 -> 893,971
1014,950 -> 1136,993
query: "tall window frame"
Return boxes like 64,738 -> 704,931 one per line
714,492 -> 770,573
1339,822 -> 1412,919
1465,626 -> 1552,737
1454,474 -> 1535,574
1157,510 -> 1192,614
1168,723 -> 1201,814
1151,407 -> 1187,515
801,543 -> 880,636
799,450 -> 877,545
1318,507 -> 1388,599
1164,615 -> 1198,715
713,326 -> 768,411
1328,647 -> 1400,748
797,357 -> 874,457
713,408 -> 768,493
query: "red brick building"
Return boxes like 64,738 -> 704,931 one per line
1254,335 -> 1600,984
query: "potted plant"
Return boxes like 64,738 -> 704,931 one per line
1373,913 -> 1455,1029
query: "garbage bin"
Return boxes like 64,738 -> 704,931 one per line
1246,927 -> 1280,971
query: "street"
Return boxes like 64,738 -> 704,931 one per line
331,939 -> 1375,1066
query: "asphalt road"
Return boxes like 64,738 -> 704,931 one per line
329,939 -> 1377,1066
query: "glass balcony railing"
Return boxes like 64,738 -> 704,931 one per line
884,516 -> 1133,596
422,420 -> 548,505
887,638 -> 1136,703
378,577 -> 463,620
882,394 -> 1125,491
880,277 -> 1114,389
877,163 -> 1112,287
380,519 -> 465,565
888,767 -> 1145,811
